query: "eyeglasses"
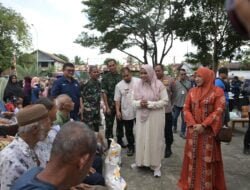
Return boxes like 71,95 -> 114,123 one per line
66,69 -> 75,73
180,73 -> 186,76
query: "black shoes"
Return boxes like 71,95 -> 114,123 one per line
165,145 -> 172,158
117,139 -> 127,148
127,148 -> 134,156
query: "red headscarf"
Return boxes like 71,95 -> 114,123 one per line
194,67 -> 216,102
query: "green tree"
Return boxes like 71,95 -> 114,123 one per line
40,65 -> 55,77
16,64 -> 40,79
241,45 -> 250,69
16,63 -> 55,79
74,55 -> 85,65
17,53 -> 36,67
0,3 -> 31,70
76,0 -> 185,66
164,64 -> 175,77
184,51 -> 213,67
177,0 -> 245,71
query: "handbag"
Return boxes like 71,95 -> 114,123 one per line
216,126 -> 232,143
205,102 -> 232,143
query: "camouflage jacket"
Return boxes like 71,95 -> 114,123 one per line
101,72 -> 121,109
82,78 -> 101,113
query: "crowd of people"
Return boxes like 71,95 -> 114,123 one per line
0,0 -> 250,189
0,59 -> 249,190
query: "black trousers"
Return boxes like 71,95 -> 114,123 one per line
244,112 -> 250,150
105,109 -> 124,140
83,155 -> 105,186
122,119 -> 135,149
165,113 -> 173,146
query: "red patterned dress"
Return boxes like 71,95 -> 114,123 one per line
178,86 -> 227,190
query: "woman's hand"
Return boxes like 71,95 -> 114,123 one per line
193,124 -> 205,134
140,100 -> 148,108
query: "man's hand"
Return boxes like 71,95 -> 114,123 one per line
70,183 -> 92,190
105,107 -> 111,115
78,108 -> 83,121
88,167 -> 96,175
193,124 -> 205,134
116,111 -> 122,120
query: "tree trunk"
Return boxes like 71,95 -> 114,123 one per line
213,39 -> 219,73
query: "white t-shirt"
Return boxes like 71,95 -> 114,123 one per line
114,77 -> 139,120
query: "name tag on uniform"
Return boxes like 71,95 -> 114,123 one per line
181,90 -> 185,95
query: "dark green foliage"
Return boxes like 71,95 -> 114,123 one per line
178,0 -> 245,71
0,3 -> 31,70
76,0 -> 185,65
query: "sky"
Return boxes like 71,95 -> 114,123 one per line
1,0 -> 196,65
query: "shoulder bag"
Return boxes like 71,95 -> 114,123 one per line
205,101 -> 232,143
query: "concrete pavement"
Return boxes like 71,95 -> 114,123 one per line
119,124 -> 250,190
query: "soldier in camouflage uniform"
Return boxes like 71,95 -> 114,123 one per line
81,66 -> 101,132
102,59 -> 125,147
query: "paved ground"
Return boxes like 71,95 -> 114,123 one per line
117,123 -> 250,190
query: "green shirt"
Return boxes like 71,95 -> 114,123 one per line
53,111 -> 70,126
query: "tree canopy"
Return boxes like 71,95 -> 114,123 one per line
0,3 -> 31,70
177,0 -> 246,71
76,0 -> 184,66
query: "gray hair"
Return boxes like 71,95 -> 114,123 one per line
50,121 -> 97,163
18,122 -> 39,134
18,119 -> 48,138
55,94 -> 71,110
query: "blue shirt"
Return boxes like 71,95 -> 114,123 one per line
51,76 -> 81,120
11,167 -> 56,190
215,78 -> 229,103
0,100 -> 7,118
31,85 -> 41,104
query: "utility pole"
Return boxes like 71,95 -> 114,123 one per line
31,24 -> 39,75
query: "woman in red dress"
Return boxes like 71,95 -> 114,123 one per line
178,67 -> 227,190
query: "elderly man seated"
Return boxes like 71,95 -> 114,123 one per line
11,121 -> 100,190
36,95 -> 105,187
0,104 -> 51,190
53,94 -> 74,126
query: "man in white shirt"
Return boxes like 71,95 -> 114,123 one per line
0,105 -> 50,190
114,67 -> 138,156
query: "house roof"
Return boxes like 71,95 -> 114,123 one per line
33,50 -> 67,64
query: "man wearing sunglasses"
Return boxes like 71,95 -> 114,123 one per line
51,63 -> 82,120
